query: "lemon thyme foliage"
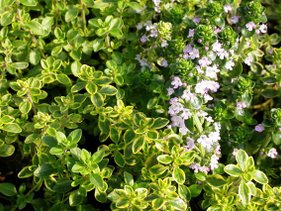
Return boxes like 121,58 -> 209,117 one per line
1,0 -> 281,210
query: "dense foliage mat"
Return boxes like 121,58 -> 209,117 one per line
1,0 -> 281,210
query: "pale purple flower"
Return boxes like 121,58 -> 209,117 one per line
171,76 -> 183,89
225,60 -> 235,70
245,55 -> 254,66
181,108 -> 192,120
185,138 -> 195,150
168,101 -> 184,115
230,16 -> 240,24
232,148 -> 239,156
161,40 -> 168,48
140,35 -> 147,43
135,54 -> 150,69
205,65 -> 219,79
179,125 -> 189,135
267,148 -> 278,159
209,131 -> 221,142
189,163 -> 210,174
187,29 -> 195,38
145,21 -> 153,31
205,116 -> 214,123
195,80 -> 220,95
212,41 -> 223,53
150,28 -> 158,37
214,27 -> 222,34
183,44 -> 200,60
192,17 -> 200,24
259,24 -> 267,33
136,22 -> 143,30
255,124 -> 264,132
236,101 -> 247,109
169,97 -> 178,104
171,115 -> 185,127
224,4 -> 232,13
181,89 -> 195,102
160,59 -> 168,67
197,135 -> 213,152
154,6 -> 161,13
210,154 -> 219,170
196,65 -> 204,74
197,110 -> 208,117
246,21 -> 256,31
198,57 -> 212,67
217,49 -> 229,60
167,87 -> 174,96
153,0 -> 161,6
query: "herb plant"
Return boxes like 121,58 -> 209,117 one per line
1,0 -> 281,210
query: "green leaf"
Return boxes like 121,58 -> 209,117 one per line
34,164 -> 53,178
71,61 -> 81,77
123,130 -> 135,143
80,149 -> 91,162
56,131 -> 67,144
99,85 -> 118,96
90,173 -> 104,188
90,92 -> 104,107
92,38 -> 105,52
53,180 -> 72,193
152,198 -> 165,210
178,185 -> 191,201
91,149 -> 105,163
0,144 -> 15,157
49,146 -> 64,156
116,198 -> 130,209
239,180 -> 251,206
69,188 -> 86,206
157,154 -> 173,165
71,163 -> 85,173
18,166 -> 34,178
127,2 -> 143,12
114,151 -> 125,167
152,118 -> 169,129
29,50 -> 41,65
123,171 -> 134,186
236,150 -> 248,171
19,101 -> 32,114
95,188 -> 107,203
252,170 -> 268,184
206,174 -> 227,187
57,74 -> 72,86
26,20 -> 44,36
224,164 -> 243,177
1,11 -> 14,26
65,7 -> 79,22
2,123 -> 22,133
132,136 -> 144,154
150,164 -> 168,176
86,81 -> 98,94
110,127 -> 121,143
10,62 -> 29,70
0,115 -> 14,124
173,166 -> 185,184
169,198 -> 187,211
188,184 -> 202,198
0,183 -> 17,196
19,0 -> 37,6
68,129 -> 82,145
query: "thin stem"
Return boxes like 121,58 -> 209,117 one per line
193,114 -> 203,133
